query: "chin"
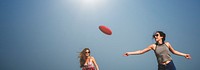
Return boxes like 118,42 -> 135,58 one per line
155,39 -> 159,41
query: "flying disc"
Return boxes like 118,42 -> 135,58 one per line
99,25 -> 112,35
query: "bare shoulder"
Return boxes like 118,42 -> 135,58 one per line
165,42 -> 171,47
149,44 -> 156,50
165,41 -> 170,44
90,56 -> 96,62
90,56 -> 95,59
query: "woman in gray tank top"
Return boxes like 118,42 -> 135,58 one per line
123,31 -> 191,70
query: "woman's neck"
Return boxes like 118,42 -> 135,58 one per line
157,40 -> 163,45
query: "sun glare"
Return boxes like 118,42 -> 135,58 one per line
84,0 -> 97,4
65,0 -> 108,12
80,0 -> 105,7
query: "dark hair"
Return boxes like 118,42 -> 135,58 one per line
78,48 -> 90,68
153,31 -> 166,43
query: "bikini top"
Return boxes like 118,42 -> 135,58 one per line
85,57 -> 95,68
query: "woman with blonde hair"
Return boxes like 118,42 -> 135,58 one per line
79,48 -> 99,70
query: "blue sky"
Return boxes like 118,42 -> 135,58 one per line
0,0 -> 200,70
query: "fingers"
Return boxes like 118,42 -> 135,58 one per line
123,53 -> 129,56
185,54 -> 192,59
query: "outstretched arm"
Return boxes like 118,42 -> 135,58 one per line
123,44 -> 154,56
165,42 -> 191,59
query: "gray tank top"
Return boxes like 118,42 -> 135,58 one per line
154,43 -> 172,64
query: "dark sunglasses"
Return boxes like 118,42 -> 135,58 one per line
154,34 -> 159,36
85,52 -> 90,53
153,34 -> 159,38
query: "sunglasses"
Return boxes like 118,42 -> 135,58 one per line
154,34 -> 159,36
85,51 -> 90,53
153,34 -> 159,38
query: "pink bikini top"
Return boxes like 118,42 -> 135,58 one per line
85,58 -> 95,68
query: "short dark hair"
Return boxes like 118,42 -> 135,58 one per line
153,31 -> 166,43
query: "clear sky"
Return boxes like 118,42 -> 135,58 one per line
0,0 -> 200,70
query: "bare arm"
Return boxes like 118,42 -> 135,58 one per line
91,57 -> 99,70
165,42 -> 191,59
123,44 -> 154,56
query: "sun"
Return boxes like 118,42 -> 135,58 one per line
84,0 -> 97,4
65,0 -> 107,11
80,0 -> 105,7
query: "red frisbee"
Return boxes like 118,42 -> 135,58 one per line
99,25 -> 112,35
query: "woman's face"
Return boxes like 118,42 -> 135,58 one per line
154,33 -> 163,42
85,50 -> 90,57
